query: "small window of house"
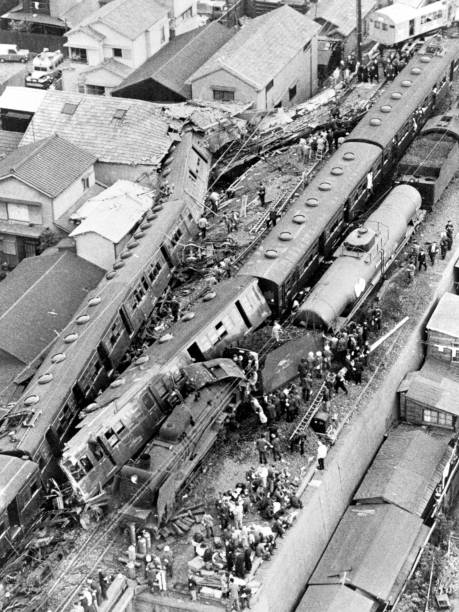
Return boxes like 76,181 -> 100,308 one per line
113,108 -> 127,120
61,103 -> 78,115
266,79 -> 274,92
113,48 -> 122,58
213,89 -> 235,102
81,177 -> 90,190
289,84 -> 297,101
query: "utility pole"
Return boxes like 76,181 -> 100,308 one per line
356,0 -> 362,65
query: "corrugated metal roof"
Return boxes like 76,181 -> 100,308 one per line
315,0 -> 377,37
0,135 -> 96,198
20,89 -> 173,167
404,359 -> 459,416
114,22 -> 235,100
310,504 -> 422,602
426,292 -> 459,339
0,252 -> 103,365
188,6 -> 320,90
297,585 -> 377,612
354,424 -> 452,516
70,180 -> 154,243
68,0 -> 169,40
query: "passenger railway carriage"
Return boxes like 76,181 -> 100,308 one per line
0,38 -> 458,553
239,37 -> 459,316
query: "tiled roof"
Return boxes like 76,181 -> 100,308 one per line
0,252 -> 103,365
69,0 -> 169,40
403,359 -> 459,417
114,23 -> 235,99
70,179 -> 153,243
314,0 -> 377,37
188,6 -> 320,90
0,135 -> 96,197
20,89 -> 173,167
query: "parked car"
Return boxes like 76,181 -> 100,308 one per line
0,44 -> 29,62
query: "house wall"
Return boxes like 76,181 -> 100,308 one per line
0,177 -> 51,225
264,35 -> 318,109
426,329 -> 459,365
191,68 -> 257,107
65,29 -> 102,64
190,36 -> 318,110
52,166 -> 95,220
74,232 -> 115,269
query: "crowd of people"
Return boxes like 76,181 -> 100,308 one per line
188,463 -> 302,609
406,221 -> 454,282
70,571 -> 113,612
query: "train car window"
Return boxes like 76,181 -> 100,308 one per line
189,169 -> 197,182
109,318 -> 123,347
188,213 -> 193,221
142,390 -> 155,410
62,459 -> 85,481
104,428 -> 120,448
0,520 -> 6,535
215,322 -> 228,340
30,481 -> 39,496
148,262 -> 162,284
88,438 -> 104,460
80,455 -> 94,473
171,228 -> 183,246
7,501 -> 19,526
114,421 -> 126,436
141,276 -> 149,291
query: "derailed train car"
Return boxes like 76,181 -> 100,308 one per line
294,185 -> 423,330
60,276 -> 271,503
61,359 -> 246,511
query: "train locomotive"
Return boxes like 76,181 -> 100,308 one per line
0,37 -> 458,556
294,185 -> 423,330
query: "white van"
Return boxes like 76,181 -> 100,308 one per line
25,48 -> 63,89
0,44 -> 30,62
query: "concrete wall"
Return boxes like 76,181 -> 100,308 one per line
249,246 -> 459,612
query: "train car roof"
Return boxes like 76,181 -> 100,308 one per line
347,39 -> 459,151
238,142 -> 380,286
1,131 -> 210,456
421,109 -> 459,141
74,276 -> 259,414
0,456 -> 38,508
309,503 -> 424,602
296,585 -> 377,612
353,424 -> 451,516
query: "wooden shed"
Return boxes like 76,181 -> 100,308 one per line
426,292 -> 459,366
